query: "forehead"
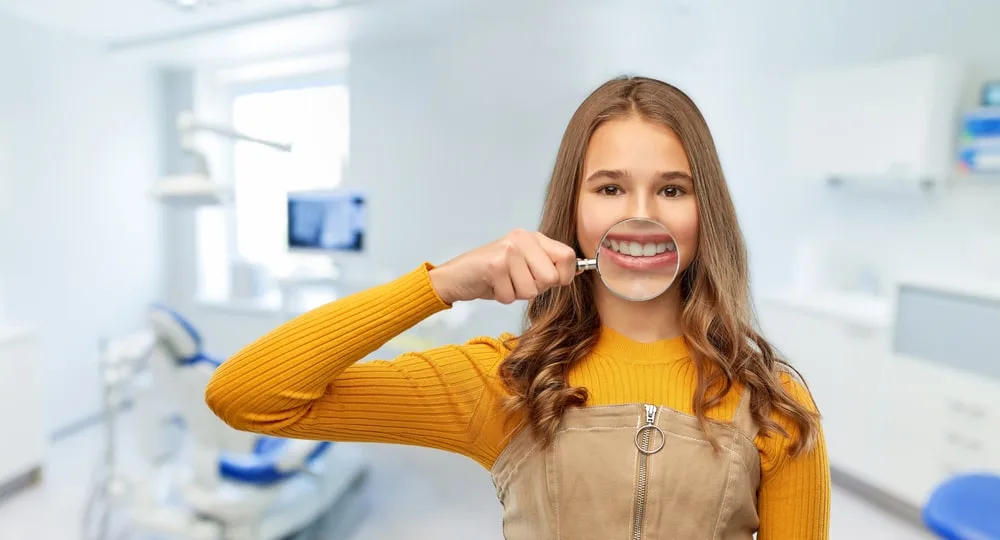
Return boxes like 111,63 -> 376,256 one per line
583,117 -> 691,176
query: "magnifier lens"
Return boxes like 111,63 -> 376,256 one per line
593,217 -> 679,301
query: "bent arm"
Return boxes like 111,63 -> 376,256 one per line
204,263 -> 510,460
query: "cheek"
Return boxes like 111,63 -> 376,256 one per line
575,217 -> 604,258
664,202 -> 700,269
575,196 -> 613,258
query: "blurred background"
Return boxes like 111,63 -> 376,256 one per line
1,0 -> 999,538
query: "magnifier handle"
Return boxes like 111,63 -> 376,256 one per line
576,258 -> 597,273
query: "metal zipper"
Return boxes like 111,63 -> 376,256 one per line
632,404 -> 665,540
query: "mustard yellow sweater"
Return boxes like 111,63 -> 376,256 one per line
205,263 -> 830,539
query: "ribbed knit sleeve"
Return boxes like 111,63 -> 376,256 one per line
204,263 -> 512,466
756,374 -> 832,540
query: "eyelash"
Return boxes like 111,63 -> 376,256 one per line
597,185 -> 686,198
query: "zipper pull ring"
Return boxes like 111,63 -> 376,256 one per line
634,404 -> 666,455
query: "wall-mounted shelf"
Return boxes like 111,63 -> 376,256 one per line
824,173 -> 940,194
789,54 -> 966,195
823,170 -> 1000,195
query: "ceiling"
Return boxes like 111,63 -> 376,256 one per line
0,0 -> 341,42
0,0 -> 557,67
0,0 -> 702,68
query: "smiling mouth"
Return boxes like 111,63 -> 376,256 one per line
599,234 -> 678,272
602,235 -> 676,257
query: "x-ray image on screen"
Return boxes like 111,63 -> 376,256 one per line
287,190 -> 365,252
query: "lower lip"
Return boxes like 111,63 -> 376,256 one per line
601,247 -> 678,271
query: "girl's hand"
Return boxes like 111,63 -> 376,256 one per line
429,229 -> 577,304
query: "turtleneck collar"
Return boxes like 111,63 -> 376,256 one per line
592,325 -> 689,364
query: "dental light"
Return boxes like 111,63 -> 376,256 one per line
157,0 -> 342,12
158,0 -> 247,11
152,111 -> 292,207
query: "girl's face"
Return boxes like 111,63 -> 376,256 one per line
576,116 -> 700,284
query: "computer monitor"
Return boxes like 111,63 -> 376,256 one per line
287,189 -> 366,253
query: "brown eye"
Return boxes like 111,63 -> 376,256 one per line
599,185 -> 622,196
661,186 -> 684,198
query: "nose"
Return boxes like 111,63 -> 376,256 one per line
627,193 -> 656,220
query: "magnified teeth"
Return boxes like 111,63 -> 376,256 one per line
602,239 -> 676,257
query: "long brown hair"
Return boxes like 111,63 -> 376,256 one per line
497,76 -> 820,456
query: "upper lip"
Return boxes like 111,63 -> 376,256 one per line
605,234 -> 674,244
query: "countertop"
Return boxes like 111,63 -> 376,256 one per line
894,274 -> 1000,304
759,289 -> 893,328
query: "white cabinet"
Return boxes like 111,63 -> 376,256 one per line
0,326 -> 47,495
757,298 -> 891,483
758,293 -> 1000,510
881,354 -> 1000,508
788,54 -> 965,192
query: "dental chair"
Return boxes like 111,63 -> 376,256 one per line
923,473 -> 1000,539
128,304 -> 369,540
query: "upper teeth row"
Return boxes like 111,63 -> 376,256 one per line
604,239 -> 676,256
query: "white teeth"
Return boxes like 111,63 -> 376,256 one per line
602,239 -> 676,257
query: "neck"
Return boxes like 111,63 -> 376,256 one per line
593,280 -> 683,343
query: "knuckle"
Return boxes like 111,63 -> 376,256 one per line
487,256 -> 505,274
506,229 -> 527,243
497,239 -> 515,254
561,245 -> 577,261
538,271 -> 559,288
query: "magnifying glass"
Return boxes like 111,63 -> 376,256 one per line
576,217 -> 680,301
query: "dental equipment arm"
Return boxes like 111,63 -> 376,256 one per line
154,112 -> 292,206
176,111 -> 292,153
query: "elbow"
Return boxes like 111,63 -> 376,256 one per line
203,363 -> 266,433
203,364 -> 311,435
203,370 -> 251,431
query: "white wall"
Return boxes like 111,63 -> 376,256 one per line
184,1 -> 714,353
182,0 -> 1000,357
0,13 -> 161,434
678,0 -> 1000,293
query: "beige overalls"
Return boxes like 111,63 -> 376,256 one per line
491,389 -> 761,540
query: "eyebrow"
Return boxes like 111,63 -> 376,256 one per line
584,169 -> 693,183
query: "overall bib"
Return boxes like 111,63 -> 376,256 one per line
491,389 -> 761,540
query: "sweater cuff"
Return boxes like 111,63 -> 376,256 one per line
406,261 -> 453,313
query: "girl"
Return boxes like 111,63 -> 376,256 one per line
205,76 -> 830,539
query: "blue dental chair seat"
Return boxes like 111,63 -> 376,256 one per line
220,438 -> 332,486
147,303 -> 333,487
923,473 -> 1000,539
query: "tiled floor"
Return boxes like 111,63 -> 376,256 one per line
0,414 -> 935,540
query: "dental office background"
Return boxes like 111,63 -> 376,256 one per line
1,0 -> 1000,539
